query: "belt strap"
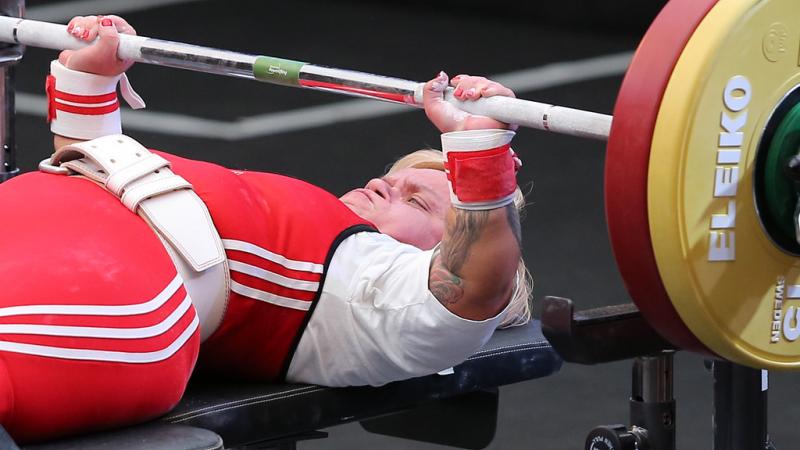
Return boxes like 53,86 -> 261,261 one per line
42,134 -> 225,272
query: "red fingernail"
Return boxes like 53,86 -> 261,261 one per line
101,18 -> 112,27
454,87 -> 463,97
82,29 -> 89,38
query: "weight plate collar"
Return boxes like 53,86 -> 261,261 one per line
756,100 -> 800,253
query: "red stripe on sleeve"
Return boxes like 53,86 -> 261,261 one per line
55,100 -> 120,116
54,90 -> 118,104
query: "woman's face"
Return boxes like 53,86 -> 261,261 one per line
340,168 -> 451,250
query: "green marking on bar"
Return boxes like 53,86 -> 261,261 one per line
253,56 -> 305,86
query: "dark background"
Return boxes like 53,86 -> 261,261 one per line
9,1 -> 800,449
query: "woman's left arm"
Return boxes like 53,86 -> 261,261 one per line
421,73 -> 522,320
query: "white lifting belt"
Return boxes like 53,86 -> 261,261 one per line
44,134 -> 225,272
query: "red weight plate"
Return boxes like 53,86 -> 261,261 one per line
605,0 -> 718,354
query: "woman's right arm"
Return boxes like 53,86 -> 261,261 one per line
50,15 -> 137,151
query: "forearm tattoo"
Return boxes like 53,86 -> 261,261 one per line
429,209 -> 489,306
429,259 -> 465,305
505,204 -> 522,250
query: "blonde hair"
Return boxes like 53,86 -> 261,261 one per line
387,149 -> 532,329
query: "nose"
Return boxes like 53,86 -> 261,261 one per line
365,178 -> 394,201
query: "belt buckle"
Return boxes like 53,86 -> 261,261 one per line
38,157 -> 70,175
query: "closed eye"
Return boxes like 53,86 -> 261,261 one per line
408,196 -> 429,212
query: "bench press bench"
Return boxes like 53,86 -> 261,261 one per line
21,320 -> 560,450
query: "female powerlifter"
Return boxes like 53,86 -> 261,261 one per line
0,15 -> 529,442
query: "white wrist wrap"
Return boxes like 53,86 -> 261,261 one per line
47,60 -> 145,140
441,129 -> 517,210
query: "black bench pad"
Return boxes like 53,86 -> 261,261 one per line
21,320 -> 559,449
24,424 -> 223,450
162,319 -> 560,447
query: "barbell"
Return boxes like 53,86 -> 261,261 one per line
0,14 -> 613,141
0,0 -> 798,369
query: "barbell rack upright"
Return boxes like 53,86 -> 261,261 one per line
0,2 -> 21,183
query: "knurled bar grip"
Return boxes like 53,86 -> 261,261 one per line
0,16 -> 613,141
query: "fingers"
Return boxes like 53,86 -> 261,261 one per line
453,76 -> 490,100
448,74 -> 517,131
482,84 -> 515,99
89,17 -> 121,61
423,71 -> 449,102
67,15 -> 98,41
58,49 -> 73,66
66,15 -> 136,41
61,15 -> 133,75
449,75 -> 515,100
423,72 -> 517,132
97,17 -> 120,41
510,148 -> 522,172
422,71 -> 470,133
104,15 -> 137,36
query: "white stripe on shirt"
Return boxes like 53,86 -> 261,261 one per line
222,239 -> 324,273
228,260 -> 319,292
230,280 -> 312,311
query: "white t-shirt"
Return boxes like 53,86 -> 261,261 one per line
286,231 -> 509,387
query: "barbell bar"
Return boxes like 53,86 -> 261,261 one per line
0,15 -> 613,141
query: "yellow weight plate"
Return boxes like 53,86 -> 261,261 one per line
648,0 -> 800,369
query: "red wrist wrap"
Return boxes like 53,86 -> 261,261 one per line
45,74 -> 120,123
445,144 -> 516,203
